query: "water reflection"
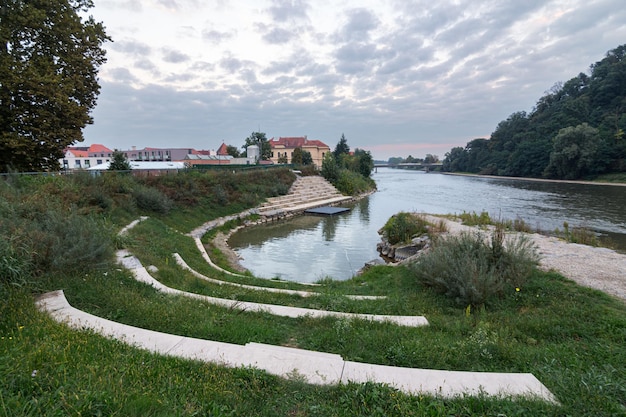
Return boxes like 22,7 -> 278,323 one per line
229,169 -> 626,282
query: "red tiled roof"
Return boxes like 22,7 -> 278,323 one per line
68,149 -> 89,157
268,137 -> 329,149
88,144 -> 113,153
216,143 -> 229,155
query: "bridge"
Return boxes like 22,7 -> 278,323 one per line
373,162 -> 443,172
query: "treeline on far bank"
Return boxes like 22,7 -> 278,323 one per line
443,44 -> 626,180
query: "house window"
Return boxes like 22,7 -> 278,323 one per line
85,160 -> 91,168
75,160 -> 81,168
97,159 -> 102,165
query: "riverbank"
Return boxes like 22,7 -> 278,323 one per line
213,208 -> 626,303
441,171 -> 626,187
424,215 -> 626,303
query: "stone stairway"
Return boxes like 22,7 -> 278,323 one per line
256,175 -> 352,217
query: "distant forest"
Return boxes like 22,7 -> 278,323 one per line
442,44 -> 626,180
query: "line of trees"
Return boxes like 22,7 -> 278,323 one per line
443,44 -> 626,180
387,154 -> 440,165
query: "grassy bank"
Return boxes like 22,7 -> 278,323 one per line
1,170 -> 625,416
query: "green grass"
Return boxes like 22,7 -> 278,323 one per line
2,170 -> 626,416
592,172 -> 626,183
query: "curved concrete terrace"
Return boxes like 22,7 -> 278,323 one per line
117,250 -> 428,327
121,216 -> 384,300
174,252 -> 384,301
36,290 -> 558,403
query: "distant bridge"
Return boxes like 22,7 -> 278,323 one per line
373,162 -> 443,171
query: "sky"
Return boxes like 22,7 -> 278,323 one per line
82,0 -> 626,161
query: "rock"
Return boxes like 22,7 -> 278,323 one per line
376,234 -> 431,263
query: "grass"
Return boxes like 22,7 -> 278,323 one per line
2,170 -> 626,416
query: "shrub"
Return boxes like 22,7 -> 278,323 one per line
381,212 -> 430,245
30,210 -> 114,273
410,225 -> 539,307
132,185 -> 173,214
335,169 -> 375,196
0,236 -> 33,286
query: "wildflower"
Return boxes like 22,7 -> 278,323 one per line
515,287 -> 520,292
31,370 -> 38,378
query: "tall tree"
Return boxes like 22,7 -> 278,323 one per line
0,0 -> 110,172
333,133 -> 350,159
291,147 -> 303,165
544,123 -> 600,179
243,131 -> 271,161
355,149 -> 374,178
301,150 -> 313,165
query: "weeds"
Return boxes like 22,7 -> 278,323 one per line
556,221 -> 600,246
458,210 -> 493,227
410,224 -> 539,307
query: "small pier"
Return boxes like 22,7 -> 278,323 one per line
305,206 -> 351,216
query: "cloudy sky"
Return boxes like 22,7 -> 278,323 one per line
83,0 -> 626,161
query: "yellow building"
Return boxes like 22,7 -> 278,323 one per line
268,136 -> 330,168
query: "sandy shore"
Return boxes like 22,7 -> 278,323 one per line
441,172 -> 626,187
426,216 -> 626,303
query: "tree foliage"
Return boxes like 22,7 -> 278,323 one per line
243,132 -> 271,161
108,150 -> 131,171
333,133 -> 350,159
291,147 -> 303,164
301,150 -> 313,165
543,124 -> 600,179
442,44 -> 626,180
225,145 -> 241,158
0,0 -> 110,172
322,136 -> 375,195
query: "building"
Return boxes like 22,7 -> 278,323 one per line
61,144 -> 114,170
119,147 -> 199,162
267,136 -> 330,167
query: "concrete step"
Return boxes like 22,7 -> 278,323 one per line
36,290 -> 558,403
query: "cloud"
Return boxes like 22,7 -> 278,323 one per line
262,27 -> 298,44
162,48 -> 191,64
202,29 -> 234,44
338,8 -> 379,42
266,0 -> 310,21
86,0 -> 626,160
109,39 -> 152,56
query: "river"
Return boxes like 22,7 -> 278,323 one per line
228,168 -> 626,283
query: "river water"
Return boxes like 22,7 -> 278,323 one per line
228,168 -> 626,283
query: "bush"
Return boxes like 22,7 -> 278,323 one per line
335,169 -> 375,196
381,212 -> 430,245
410,225 -> 539,307
0,236 -> 33,286
132,185 -> 173,214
